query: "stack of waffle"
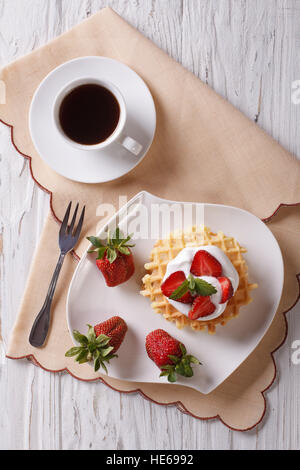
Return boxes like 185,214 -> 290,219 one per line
141,226 -> 257,334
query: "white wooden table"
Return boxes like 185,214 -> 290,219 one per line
1,0 -> 300,450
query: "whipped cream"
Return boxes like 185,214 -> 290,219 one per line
163,246 -> 239,321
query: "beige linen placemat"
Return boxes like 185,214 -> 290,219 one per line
1,7 -> 300,431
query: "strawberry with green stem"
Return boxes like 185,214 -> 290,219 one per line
87,227 -> 135,287
145,329 -> 201,382
65,316 -> 127,372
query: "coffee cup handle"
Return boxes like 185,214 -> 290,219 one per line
119,135 -> 143,156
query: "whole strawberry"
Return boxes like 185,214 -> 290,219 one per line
87,228 -> 135,287
145,329 -> 201,382
94,316 -> 127,353
65,316 -> 127,372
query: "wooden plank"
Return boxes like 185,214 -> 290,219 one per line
0,0 -> 299,449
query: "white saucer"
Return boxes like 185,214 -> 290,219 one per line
29,57 -> 156,183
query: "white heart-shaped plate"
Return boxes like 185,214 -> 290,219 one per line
67,191 -> 283,394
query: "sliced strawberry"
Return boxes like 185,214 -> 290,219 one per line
218,276 -> 234,303
190,250 -> 222,277
161,271 -> 193,304
188,296 -> 216,320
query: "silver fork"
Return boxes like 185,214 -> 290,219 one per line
29,202 -> 85,348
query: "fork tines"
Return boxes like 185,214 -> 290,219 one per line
59,201 -> 85,242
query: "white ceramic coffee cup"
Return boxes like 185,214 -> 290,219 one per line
53,78 -> 143,156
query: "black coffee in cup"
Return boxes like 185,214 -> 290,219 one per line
59,84 -> 120,145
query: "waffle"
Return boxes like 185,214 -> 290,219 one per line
140,225 -> 257,334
